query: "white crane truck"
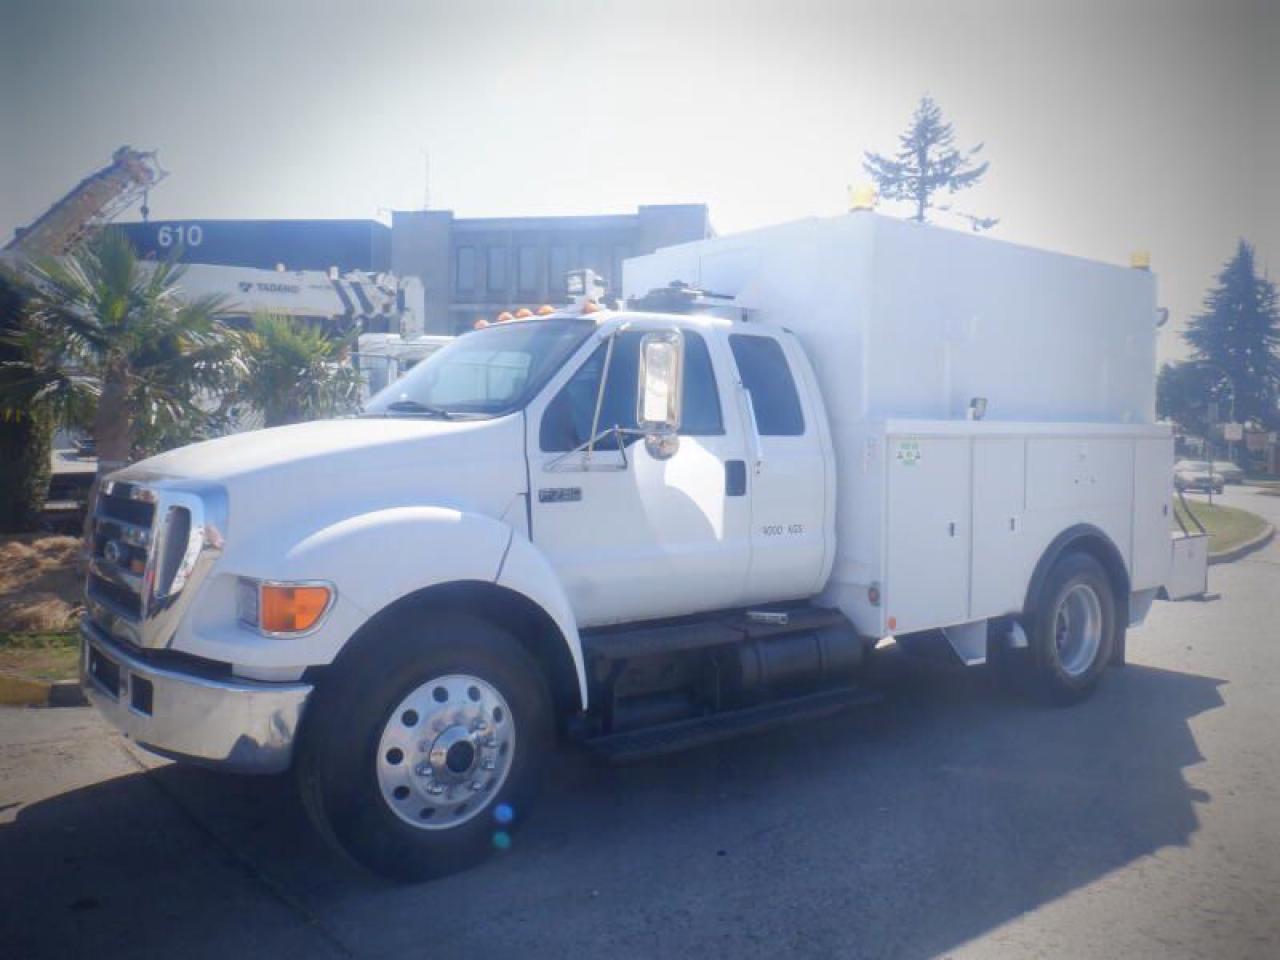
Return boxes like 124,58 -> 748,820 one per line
79,212 -> 1208,880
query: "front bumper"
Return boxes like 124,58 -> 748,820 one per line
80,620 -> 312,774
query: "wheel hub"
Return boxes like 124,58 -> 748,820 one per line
427,725 -> 480,781
1053,582 -> 1102,678
376,674 -> 515,830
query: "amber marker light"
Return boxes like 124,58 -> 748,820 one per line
258,583 -> 332,634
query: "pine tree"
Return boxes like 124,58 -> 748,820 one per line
1183,240 -> 1280,429
863,96 -> 996,231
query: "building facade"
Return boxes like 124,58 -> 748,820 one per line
119,204 -> 712,335
119,219 -> 391,273
390,205 -> 712,333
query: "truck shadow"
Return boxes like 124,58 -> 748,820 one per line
0,656 -> 1224,960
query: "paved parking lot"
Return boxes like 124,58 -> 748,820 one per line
2,488 -> 1278,960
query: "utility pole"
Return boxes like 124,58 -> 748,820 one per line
1196,360 -> 1237,464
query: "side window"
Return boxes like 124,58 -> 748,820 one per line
729,334 -> 805,436
540,331 -> 723,452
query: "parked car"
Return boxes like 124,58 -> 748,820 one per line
1174,460 -> 1225,493
1212,460 -> 1244,484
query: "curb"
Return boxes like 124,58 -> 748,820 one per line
1208,523 -> 1275,565
0,675 -> 86,708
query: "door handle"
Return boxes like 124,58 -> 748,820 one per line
725,460 -> 747,497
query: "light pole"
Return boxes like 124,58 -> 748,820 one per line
1196,361 -> 1237,464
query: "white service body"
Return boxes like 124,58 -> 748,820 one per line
624,213 -> 1177,645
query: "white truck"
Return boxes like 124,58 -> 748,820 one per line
79,212 -> 1208,881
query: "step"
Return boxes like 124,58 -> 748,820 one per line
583,684 -> 882,762
581,605 -> 854,661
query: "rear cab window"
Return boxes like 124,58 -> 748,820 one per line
729,333 -> 805,436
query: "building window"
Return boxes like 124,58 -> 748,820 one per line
455,246 -> 476,292
611,244 -> 631,291
548,245 -> 570,294
517,245 -> 539,294
579,244 -> 601,279
487,247 -> 508,293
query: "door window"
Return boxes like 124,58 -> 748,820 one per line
540,330 -> 723,452
729,334 -> 805,436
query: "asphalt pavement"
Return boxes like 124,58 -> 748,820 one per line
2,487 -> 1278,960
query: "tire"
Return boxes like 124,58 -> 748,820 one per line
296,612 -> 553,882
1026,552 -> 1116,705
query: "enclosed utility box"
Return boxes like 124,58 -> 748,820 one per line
625,214 -> 1184,645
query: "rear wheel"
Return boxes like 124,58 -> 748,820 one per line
297,613 -> 552,881
1026,552 -> 1116,705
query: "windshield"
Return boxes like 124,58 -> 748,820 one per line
363,319 -> 593,418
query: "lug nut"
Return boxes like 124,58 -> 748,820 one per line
427,782 -> 445,796
469,781 -> 484,792
481,758 -> 496,771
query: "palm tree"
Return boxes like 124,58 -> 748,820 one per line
0,274 -> 54,531
231,313 -> 363,428
0,228 -> 241,486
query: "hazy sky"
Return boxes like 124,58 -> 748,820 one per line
3,0 -> 1276,362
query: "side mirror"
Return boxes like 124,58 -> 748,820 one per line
637,330 -> 684,459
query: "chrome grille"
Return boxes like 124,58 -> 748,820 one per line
85,477 -> 227,650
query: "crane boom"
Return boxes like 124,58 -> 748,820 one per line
4,146 -> 166,258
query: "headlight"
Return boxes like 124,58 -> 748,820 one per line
237,577 -> 334,636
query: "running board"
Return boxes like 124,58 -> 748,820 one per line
582,684 -> 881,763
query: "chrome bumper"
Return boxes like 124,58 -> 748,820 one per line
80,620 -> 312,774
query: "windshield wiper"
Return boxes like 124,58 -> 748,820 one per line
369,399 -> 460,419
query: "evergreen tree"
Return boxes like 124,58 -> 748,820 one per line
1183,240 -> 1280,429
863,95 -> 996,230
1156,361 -> 1218,436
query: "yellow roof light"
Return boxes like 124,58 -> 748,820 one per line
849,183 -> 878,212
1130,250 -> 1151,270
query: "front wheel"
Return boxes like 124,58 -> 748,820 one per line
297,613 -> 553,881
1026,552 -> 1116,705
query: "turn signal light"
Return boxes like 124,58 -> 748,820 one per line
260,584 -> 332,634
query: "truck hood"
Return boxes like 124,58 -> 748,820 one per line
129,416 -> 503,485
115,414 -> 531,542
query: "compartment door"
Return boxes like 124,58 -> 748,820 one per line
1132,436 -> 1174,591
885,435 -> 971,633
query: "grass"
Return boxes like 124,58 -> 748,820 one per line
0,631 -> 79,683
1174,499 -> 1269,554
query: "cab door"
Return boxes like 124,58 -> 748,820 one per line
526,326 -> 751,627
727,331 -> 830,604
